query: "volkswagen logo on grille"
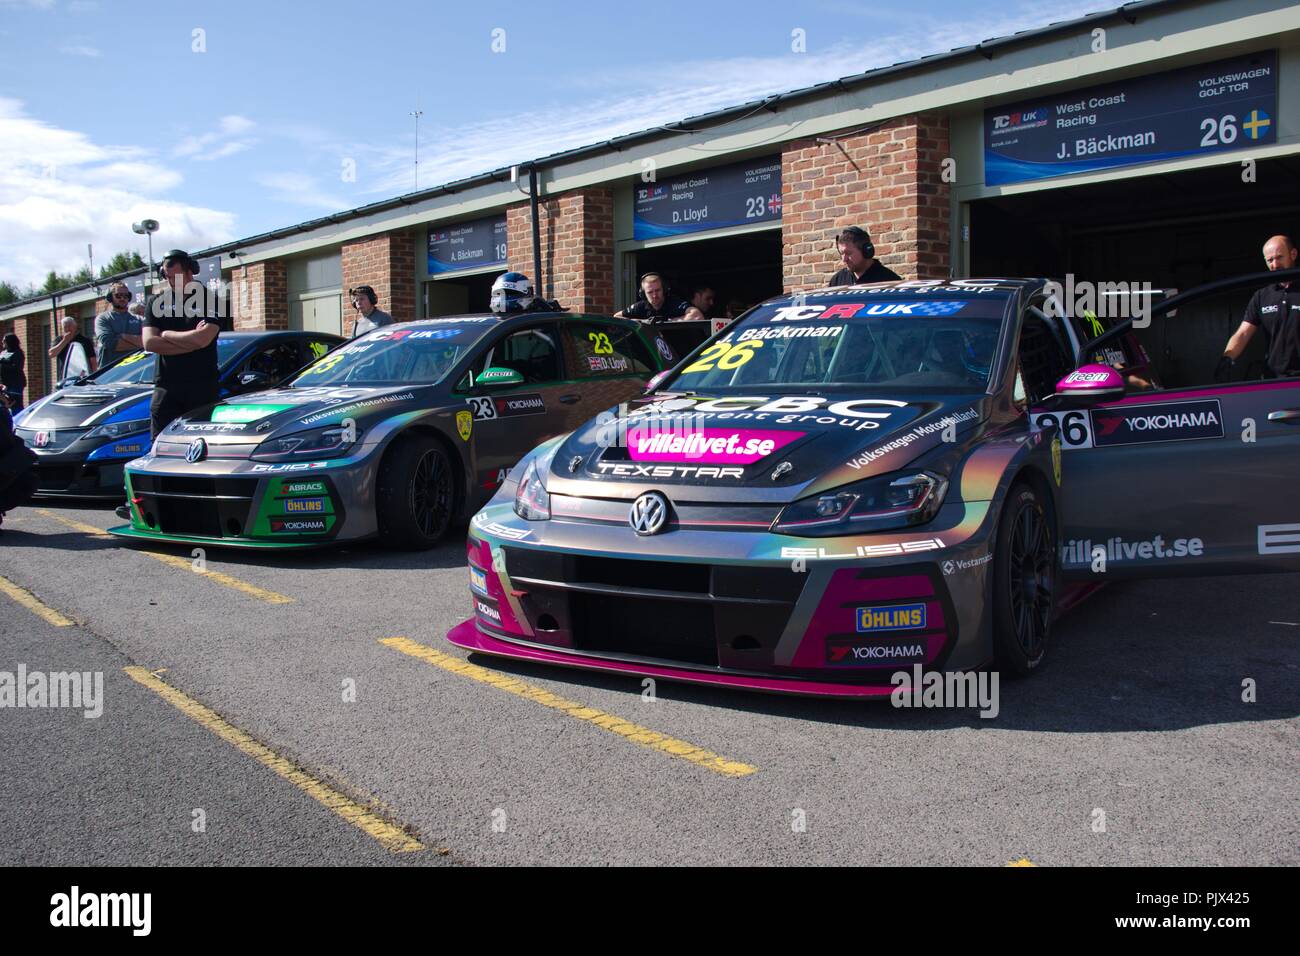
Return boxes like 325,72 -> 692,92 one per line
186,438 -> 207,463
629,491 -> 669,536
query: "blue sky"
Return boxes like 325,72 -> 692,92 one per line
0,0 -> 1105,286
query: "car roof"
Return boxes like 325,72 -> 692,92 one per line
218,329 -> 344,341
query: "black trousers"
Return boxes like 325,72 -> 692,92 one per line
150,385 -> 218,440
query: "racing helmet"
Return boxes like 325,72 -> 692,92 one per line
490,272 -> 536,314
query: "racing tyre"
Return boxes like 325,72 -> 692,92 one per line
991,482 -> 1057,676
376,434 -> 456,550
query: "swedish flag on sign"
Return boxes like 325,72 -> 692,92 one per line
1243,109 -> 1272,141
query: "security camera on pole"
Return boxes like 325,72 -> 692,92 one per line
131,219 -> 159,301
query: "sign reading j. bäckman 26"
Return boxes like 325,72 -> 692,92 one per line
984,50 -> 1277,186
633,156 -> 782,240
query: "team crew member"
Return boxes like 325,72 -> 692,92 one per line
689,284 -> 715,318
827,226 -> 901,286
1217,235 -> 1300,380
614,273 -> 704,323
115,249 -> 226,518
48,316 -> 97,381
94,282 -> 143,368
0,398 -> 37,533
0,333 -> 26,411
349,285 -> 393,338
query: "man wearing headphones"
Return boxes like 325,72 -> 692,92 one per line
827,226 -> 901,286
94,281 -> 143,369
614,273 -> 704,323
1216,235 -> 1300,380
350,285 -> 393,338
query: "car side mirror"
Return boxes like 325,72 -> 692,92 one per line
238,371 -> 274,390
1044,364 -> 1125,410
475,366 -> 525,389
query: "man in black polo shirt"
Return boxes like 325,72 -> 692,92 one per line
141,249 -> 226,437
827,226 -> 902,286
614,273 -> 705,323
1217,235 -> 1300,380
115,249 -> 224,520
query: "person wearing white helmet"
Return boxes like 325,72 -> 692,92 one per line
490,272 -> 562,314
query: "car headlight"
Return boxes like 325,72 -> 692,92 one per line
773,471 -> 948,537
513,458 -> 551,521
250,425 -> 361,462
83,418 -> 150,441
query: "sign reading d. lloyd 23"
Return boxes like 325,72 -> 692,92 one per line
984,50 -> 1277,185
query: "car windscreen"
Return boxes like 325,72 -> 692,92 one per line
287,322 -> 492,387
666,294 -> 1010,392
89,338 -> 243,386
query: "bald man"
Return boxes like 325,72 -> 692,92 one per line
1217,235 -> 1300,380
48,316 -> 97,382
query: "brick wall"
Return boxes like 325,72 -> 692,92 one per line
230,260 -> 288,331
781,112 -> 950,291
341,231 -> 417,335
506,188 -> 615,315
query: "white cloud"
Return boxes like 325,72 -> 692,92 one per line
355,0 -> 1108,196
0,98 -> 236,288
172,114 -> 257,161
59,43 -> 101,57
254,171 -> 348,211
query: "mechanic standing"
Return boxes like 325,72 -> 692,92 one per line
827,226 -> 902,286
0,333 -> 26,412
349,285 -> 393,338
1217,235 -> 1300,380
115,249 -> 225,519
689,284 -> 716,319
614,273 -> 705,322
94,281 -> 143,369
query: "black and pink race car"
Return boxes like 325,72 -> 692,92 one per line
449,273 -> 1300,697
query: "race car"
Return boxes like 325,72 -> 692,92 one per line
109,311 -> 679,550
448,275 -> 1300,696
14,330 -> 341,498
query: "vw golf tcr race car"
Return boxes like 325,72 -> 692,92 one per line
109,312 -> 678,550
14,330 -> 341,498
449,276 -> 1300,696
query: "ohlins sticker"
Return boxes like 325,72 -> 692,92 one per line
627,428 -> 803,465
270,518 -> 327,533
768,301 -> 966,322
782,538 -> 945,560
856,603 -> 926,632
284,497 -> 325,513
595,462 -> 745,480
827,640 -> 928,665
469,565 -> 489,595
1090,399 -> 1223,445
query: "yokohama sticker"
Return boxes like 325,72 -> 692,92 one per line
1090,399 -> 1223,446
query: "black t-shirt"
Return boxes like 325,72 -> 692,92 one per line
0,350 -> 24,393
828,261 -> 902,286
1243,282 -> 1300,377
144,289 -> 228,391
623,296 -> 690,322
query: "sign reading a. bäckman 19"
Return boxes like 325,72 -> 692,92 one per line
427,215 -> 507,274
984,51 -> 1277,186
633,156 -> 782,240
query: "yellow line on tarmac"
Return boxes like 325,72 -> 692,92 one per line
123,666 -> 425,854
0,574 -> 75,627
36,509 -> 293,606
380,637 -> 759,779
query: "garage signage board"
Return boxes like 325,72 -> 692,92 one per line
633,156 -> 782,240
428,215 -> 508,274
984,50 -> 1277,186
